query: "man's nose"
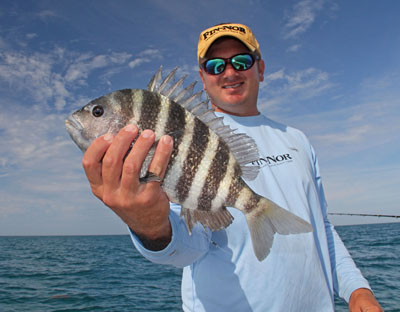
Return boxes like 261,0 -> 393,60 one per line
222,63 -> 238,76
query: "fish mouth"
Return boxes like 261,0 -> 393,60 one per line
65,115 -> 83,132
65,115 -> 89,152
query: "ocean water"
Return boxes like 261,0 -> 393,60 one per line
0,222 -> 399,311
334,222 -> 400,311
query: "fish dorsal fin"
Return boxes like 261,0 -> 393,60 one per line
158,67 -> 178,94
147,67 -> 260,180
174,81 -> 197,103
147,66 -> 163,92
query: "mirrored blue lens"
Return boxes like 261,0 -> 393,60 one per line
205,59 -> 226,75
203,53 -> 255,75
231,54 -> 254,70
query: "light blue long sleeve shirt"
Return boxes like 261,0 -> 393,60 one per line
130,113 -> 370,311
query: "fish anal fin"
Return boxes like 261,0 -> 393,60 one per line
181,207 -> 234,234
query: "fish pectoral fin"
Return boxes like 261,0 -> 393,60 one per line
139,171 -> 162,183
138,146 -> 156,180
181,207 -> 234,235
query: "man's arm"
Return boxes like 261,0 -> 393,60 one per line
310,146 -> 382,311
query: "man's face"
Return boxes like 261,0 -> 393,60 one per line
199,38 -> 265,116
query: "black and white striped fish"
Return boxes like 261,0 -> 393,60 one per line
65,68 -> 312,261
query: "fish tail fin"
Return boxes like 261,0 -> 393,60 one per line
245,197 -> 313,261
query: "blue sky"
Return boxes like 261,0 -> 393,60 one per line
0,0 -> 399,235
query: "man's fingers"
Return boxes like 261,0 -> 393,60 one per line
121,129 -> 157,191
102,124 -> 139,189
148,135 -> 173,179
82,133 -> 114,188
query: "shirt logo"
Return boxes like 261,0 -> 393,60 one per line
251,153 -> 293,168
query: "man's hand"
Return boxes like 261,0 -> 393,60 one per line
349,288 -> 383,312
82,124 -> 174,243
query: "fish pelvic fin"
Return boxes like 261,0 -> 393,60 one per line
246,197 -> 313,261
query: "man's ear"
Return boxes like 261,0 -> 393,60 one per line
199,68 -> 207,91
258,59 -> 265,82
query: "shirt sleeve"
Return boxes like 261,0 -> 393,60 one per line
312,145 -> 371,302
129,203 -> 212,268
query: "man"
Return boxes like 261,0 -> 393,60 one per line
82,23 -> 382,311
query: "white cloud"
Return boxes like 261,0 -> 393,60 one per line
0,48 -> 132,110
36,10 -> 58,20
64,53 -> 132,83
129,58 -> 149,69
287,44 -> 302,52
26,33 -> 38,39
283,0 -> 325,39
0,51 -> 57,104
129,48 -> 162,69
109,52 -> 132,64
259,67 -> 335,111
139,49 -> 162,58
313,124 -> 372,144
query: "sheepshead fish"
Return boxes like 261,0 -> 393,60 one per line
65,68 -> 312,261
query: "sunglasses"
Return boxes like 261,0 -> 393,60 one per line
202,53 -> 259,75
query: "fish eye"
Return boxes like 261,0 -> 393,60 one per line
92,105 -> 104,117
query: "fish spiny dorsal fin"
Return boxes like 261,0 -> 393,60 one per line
181,90 -> 203,110
158,67 -> 178,95
189,100 -> 209,116
173,81 -> 197,103
147,67 -> 260,180
165,74 -> 187,98
147,66 -> 163,92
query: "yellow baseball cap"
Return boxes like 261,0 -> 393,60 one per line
197,23 -> 261,62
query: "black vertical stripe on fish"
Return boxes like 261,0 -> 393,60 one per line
165,101 -> 187,134
197,139 -> 230,211
114,90 -> 137,120
163,101 -> 187,175
137,91 -> 162,131
164,100 -> 186,150
226,164 -> 245,206
176,118 -> 210,203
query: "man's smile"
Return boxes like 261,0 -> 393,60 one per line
222,82 -> 244,89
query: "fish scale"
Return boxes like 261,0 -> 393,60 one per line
65,67 -> 313,261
